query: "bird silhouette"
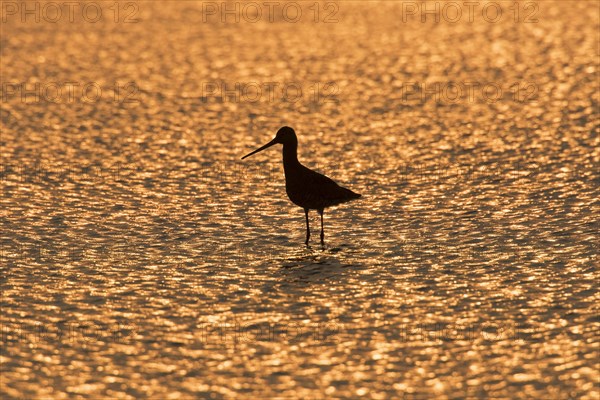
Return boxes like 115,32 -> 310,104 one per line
242,126 -> 361,245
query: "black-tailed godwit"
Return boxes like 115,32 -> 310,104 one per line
242,126 -> 361,245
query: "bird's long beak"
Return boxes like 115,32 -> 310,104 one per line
241,139 -> 277,160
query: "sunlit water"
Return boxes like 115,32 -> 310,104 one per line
1,1 -> 599,398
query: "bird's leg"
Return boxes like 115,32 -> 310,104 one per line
318,209 -> 325,245
304,208 -> 310,245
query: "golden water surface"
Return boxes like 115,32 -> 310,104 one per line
1,1 -> 599,398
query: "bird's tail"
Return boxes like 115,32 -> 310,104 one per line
344,187 -> 361,200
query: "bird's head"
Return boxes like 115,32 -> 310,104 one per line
242,126 -> 297,159
274,126 -> 297,145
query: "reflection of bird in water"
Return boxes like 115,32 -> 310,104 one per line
242,126 -> 361,245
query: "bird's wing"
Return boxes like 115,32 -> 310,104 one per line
299,167 -> 359,207
306,168 -> 342,193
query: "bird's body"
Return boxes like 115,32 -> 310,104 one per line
242,126 -> 361,245
284,158 -> 361,211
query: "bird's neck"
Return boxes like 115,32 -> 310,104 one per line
282,142 -> 300,171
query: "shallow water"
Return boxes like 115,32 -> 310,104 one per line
1,1 -> 599,398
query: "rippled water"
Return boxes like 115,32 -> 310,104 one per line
1,1 -> 599,398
